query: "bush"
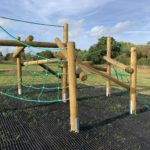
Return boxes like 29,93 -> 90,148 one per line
0,55 -> 4,62
115,55 -> 130,65
88,36 -> 121,64
138,58 -> 150,65
77,51 -> 91,61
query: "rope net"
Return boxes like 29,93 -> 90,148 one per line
0,25 -> 63,103
0,50 -> 63,103
88,47 -> 149,111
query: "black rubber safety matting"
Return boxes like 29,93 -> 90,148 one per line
0,85 -> 150,150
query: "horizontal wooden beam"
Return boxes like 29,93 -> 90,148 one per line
79,63 -> 130,89
39,64 -> 61,78
0,40 -> 59,48
23,59 -> 60,66
103,56 -> 133,73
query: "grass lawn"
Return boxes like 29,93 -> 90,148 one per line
0,63 -> 150,96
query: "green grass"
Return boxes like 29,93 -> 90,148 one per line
0,63 -> 150,96
0,63 -> 61,88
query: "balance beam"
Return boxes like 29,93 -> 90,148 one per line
79,63 -> 130,89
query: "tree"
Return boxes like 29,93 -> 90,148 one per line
77,50 -> 91,61
4,53 -> 14,61
147,41 -> 150,45
37,51 -> 54,59
0,52 -> 4,62
88,36 -> 121,64
0,52 -> 3,57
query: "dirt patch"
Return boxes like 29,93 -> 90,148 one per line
138,68 -> 150,74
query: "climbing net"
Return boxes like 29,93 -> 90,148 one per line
112,66 -> 129,83
0,26 -> 64,103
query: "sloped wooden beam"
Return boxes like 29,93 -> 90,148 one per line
39,64 -> 61,78
90,65 -> 107,72
103,56 -> 133,73
55,37 -> 67,59
79,63 -> 130,90
13,35 -> 34,58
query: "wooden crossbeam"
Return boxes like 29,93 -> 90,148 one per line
55,37 -> 87,81
103,56 -> 133,73
39,64 -> 61,78
55,38 -> 67,59
0,40 -> 59,48
13,35 -> 34,58
79,63 -> 130,89
23,59 -> 59,66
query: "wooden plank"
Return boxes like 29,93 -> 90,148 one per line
103,56 -> 133,73
79,63 -> 130,90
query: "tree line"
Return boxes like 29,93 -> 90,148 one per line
77,37 -> 150,66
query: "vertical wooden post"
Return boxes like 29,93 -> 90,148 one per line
67,42 -> 79,133
16,36 -> 22,95
63,23 -> 68,45
130,47 -> 137,114
62,23 -> 68,102
62,61 -> 67,102
106,37 -> 111,96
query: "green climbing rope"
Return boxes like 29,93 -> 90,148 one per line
0,25 -> 64,103
112,66 -> 129,83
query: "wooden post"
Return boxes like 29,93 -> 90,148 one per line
67,42 -> 79,132
16,36 -> 22,95
62,61 -> 68,102
63,23 -> 68,45
16,35 -> 33,95
106,37 -> 111,96
130,47 -> 137,114
62,23 -> 68,102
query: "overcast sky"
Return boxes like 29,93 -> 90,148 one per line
0,0 -> 150,54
